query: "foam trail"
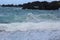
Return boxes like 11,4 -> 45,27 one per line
0,21 -> 60,32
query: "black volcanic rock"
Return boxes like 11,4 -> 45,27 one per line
22,1 -> 60,10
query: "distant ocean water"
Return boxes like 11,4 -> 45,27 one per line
0,7 -> 60,40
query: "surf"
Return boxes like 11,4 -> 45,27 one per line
0,21 -> 60,32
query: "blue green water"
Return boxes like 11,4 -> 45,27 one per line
0,7 -> 60,23
0,7 -> 60,40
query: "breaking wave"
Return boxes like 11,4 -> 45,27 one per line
0,21 -> 60,32
0,7 -> 60,32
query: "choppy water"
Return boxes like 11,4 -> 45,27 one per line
0,7 -> 60,40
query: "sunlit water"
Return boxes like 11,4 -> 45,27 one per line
0,7 -> 60,40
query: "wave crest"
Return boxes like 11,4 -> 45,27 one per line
0,21 -> 60,32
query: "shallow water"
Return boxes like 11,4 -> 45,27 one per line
0,7 -> 60,40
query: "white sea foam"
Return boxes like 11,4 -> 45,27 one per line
0,21 -> 60,32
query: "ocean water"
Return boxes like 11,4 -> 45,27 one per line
0,7 -> 60,40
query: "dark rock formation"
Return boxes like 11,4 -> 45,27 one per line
47,1 -> 60,10
0,1 -> 60,10
1,4 -> 22,7
22,1 -> 60,10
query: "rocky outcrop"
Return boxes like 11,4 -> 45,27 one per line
1,1 -> 60,10
22,1 -> 60,10
1,4 -> 22,7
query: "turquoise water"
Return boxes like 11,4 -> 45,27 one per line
0,7 -> 60,23
0,7 -> 60,40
